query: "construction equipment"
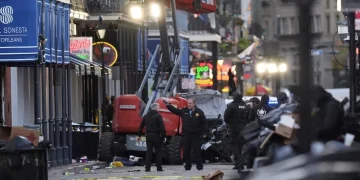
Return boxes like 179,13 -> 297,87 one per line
98,0 -> 216,163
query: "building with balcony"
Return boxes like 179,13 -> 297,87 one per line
255,0 -> 348,89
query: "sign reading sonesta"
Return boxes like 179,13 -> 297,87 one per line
0,1 -> 38,61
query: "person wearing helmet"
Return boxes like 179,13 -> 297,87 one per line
224,92 -> 250,170
249,97 -> 261,108
248,94 -> 274,122
276,92 -> 289,108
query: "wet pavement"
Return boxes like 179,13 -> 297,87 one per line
49,164 -> 240,180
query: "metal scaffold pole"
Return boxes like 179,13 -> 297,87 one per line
67,64 -> 73,163
61,4 -> 69,165
348,12 -> 357,113
54,1 -> 63,166
48,0 -> 56,167
40,0 -> 48,142
34,0 -> 44,126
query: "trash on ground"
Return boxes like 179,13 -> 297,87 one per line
113,156 -> 142,166
112,161 -> 124,167
83,167 -> 90,172
128,169 -> 141,172
80,156 -> 88,163
64,172 -> 74,176
204,170 -> 224,180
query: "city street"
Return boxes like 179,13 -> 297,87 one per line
49,164 -> 239,180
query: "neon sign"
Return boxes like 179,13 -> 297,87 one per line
196,65 -> 209,79
92,42 -> 118,67
70,37 -> 93,62
195,62 -> 213,79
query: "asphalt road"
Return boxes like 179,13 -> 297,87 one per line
50,164 -> 240,180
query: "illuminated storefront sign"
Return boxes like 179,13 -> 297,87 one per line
195,79 -> 212,85
196,65 -> 209,79
70,37 -> 93,62
92,42 -> 118,67
195,62 -> 213,79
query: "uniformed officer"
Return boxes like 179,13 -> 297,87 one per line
248,94 -> 274,122
137,103 -> 166,172
224,92 -> 250,170
163,98 -> 206,171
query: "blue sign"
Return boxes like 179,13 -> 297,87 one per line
311,49 -> 323,56
179,37 -> 189,75
0,0 -> 38,61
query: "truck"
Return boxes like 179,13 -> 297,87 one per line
97,0 -> 217,164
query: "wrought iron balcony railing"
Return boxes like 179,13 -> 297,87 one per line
70,0 -> 127,14
87,0 -> 126,14
71,0 -> 87,12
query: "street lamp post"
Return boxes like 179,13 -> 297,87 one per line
256,62 -> 288,95
96,19 -> 107,132
218,59 -> 224,93
130,1 -> 161,100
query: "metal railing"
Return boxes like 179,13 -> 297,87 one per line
70,0 -> 87,12
87,0 -> 126,13
70,0 -> 126,14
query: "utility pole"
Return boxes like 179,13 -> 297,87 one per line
232,0 -> 244,93
348,12 -> 357,113
298,0 -> 313,153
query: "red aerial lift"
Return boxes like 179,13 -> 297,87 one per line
98,0 -> 216,164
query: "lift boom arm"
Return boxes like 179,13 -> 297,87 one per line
140,0 -> 183,116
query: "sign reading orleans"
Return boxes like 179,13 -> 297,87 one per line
0,1 -> 38,61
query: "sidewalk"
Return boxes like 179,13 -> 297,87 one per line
48,161 -> 107,176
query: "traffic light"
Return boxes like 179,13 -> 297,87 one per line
193,0 -> 202,10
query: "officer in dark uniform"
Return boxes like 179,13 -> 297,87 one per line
224,92 -> 250,170
137,103 -> 166,172
163,98 -> 206,171
248,94 -> 274,122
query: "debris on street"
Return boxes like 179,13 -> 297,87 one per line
204,170 -> 223,180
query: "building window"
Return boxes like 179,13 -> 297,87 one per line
277,18 -> 281,35
326,14 -> 330,34
277,17 -> 290,35
282,18 -> 289,35
311,15 -> 321,33
310,16 -> 314,33
296,17 -> 300,34
222,2 -> 226,14
326,0 -> 330,9
336,13 -> 340,32
336,13 -> 340,22
264,20 -> 269,36
290,17 -> 296,34
316,15 -> 321,33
